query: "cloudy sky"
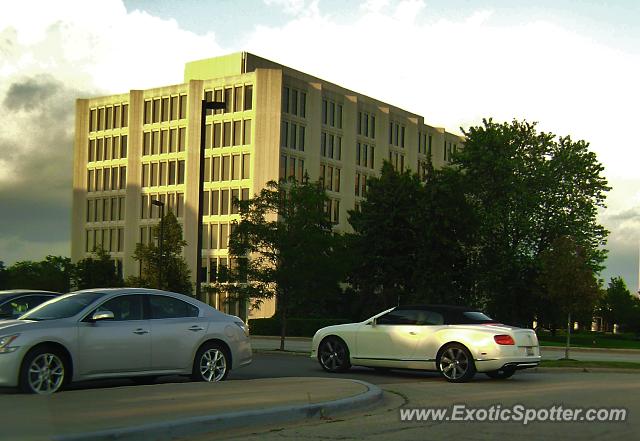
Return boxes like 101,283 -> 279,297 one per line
1,0 -> 639,290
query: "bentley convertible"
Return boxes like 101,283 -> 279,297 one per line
311,305 -> 541,382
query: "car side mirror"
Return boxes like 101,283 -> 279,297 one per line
92,310 -> 115,321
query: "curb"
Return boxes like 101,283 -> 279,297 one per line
531,367 -> 640,374
540,345 -> 640,354
53,379 -> 383,441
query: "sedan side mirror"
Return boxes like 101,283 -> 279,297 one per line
92,310 -> 115,321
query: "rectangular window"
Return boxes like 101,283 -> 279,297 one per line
244,85 -> 253,111
224,88 -> 232,113
104,138 -> 112,161
96,138 -> 103,161
223,121 -> 231,147
211,156 -> 220,181
161,97 -> 169,122
203,190 -> 210,216
168,160 -> 176,185
105,106 -> 112,130
103,168 -> 111,192
87,169 -> 94,191
90,109 -> 96,132
337,104 -> 342,129
355,173 -> 360,196
280,155 -> 287,179
161,129 -> 169,154
283,87 -> 290,113
233,120 -> 242,146
152,98 -> 160,123
298,126 -> 305,151
179,94 -> 187,119
322,99 -> 327,124
178,160 -> 185,184
213,122 -> 222,148
95,169 -> 102,191
211,190 -> 219,215
86,199 -> 94,222
97,107 -> 104,131
290,123 -> 297,149
291,89 -> 298,115
122,104 -> 128,127
121,135 -> 127,158
289,157 -> 296,179
141,195 -> 148,219
119,196 -> 125,220
144,100 -> 152,124
204,157 -> 211,182
242,153 -> 250,179
220,224 -> 229,249
371,115 -> 376,139
334,168 -> 340,192
401,126 -> 405,148
297,159 -> 304,182
232,154 -> 240,180
231,189 -> 240,214
177,193 -> 184,217
159,162 -> 166,186
113,137 -> 120,160
118,227 -> 124,252
111,166 -> 118,190
234,86 -> 242,113
300,92 -> 306,118
150,163 -> 157,187
222,156 -> 230,181
170,95 -> 178,120
152,131 -> 159,155
204,123 -> 212,149
143,132 -> 150,156
281,121 -> 289,147
243,119 -> 251,145
221,190 -> 229,215
88,139 -> 95,162
178,127 -> 186,152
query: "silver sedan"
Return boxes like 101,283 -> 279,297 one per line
0,288 -> 252,394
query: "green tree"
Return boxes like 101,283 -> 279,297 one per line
599,277 -> 638,332
126,211 -> 192,295
454,119 -> 609,325
346,161 -> 479,316
72,246 -> 124,290
224,177 -> 343,350
5,256 -> 72,292
0,261 -> 6,290
537,236 -> 601,358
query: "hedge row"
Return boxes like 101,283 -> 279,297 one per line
248,317 -> 350,337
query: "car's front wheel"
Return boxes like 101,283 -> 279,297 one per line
192,343 -> 230,382
437,343 -> 476,383
485,367 -> 516,379
318,337 -> 351,373
19,346 -> 67,394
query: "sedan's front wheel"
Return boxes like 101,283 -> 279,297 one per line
19,346 -> 67,394
437,343 -> 476,383
318,337 -> 351,373
192,343 -> 229,382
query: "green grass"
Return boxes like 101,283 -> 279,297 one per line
540,359 -> 640,370
537,332 -> 640,350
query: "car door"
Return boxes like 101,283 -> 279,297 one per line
76,294 -> 151,376
148,294 -> 207,371
355,309 -> 428,361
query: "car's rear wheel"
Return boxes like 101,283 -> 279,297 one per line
437,343 -> 476,383
485,367 -> 516,379
192,343 -> 229,382
318,337 -> 351,373
19,346 -> 67,394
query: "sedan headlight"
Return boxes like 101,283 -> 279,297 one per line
0,334 -> 19,353
234,321 -> 249,337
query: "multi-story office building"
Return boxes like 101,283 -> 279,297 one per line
72,52 -> 464,318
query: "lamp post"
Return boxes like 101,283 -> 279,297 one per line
151,199 -> 165,290
196,99 -> 226,302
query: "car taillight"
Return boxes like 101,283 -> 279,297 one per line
494,335 -> 515,345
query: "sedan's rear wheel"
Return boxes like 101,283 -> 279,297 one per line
437,343 -> 476,383
485,367 -> 516,379
318,337 -> 351,373
192,343 -> 229,382
19,346 -> 67,394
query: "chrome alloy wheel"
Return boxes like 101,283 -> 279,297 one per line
318,338 -> 349,372
28,353 -> 65,394
439,346 -> 470,381
199,348 -> 227,382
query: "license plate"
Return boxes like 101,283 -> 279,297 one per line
526,347 -> 534,356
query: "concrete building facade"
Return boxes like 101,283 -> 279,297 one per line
72,52 -> 464,318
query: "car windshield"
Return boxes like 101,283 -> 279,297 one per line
19,292 -> 107,321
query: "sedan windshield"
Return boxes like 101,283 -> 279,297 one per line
20,292 -> 107,321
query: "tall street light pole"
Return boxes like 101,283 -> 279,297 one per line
151,199 -> 165,290
196,99 -> 226,302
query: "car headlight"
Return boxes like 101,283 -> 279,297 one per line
234,321 -> 249,337
0,334 -> 19,353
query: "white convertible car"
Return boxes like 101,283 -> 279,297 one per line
311,305 -> 541,382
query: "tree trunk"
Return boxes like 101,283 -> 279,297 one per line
280,306 -> 287,351
564,311 -> 571,360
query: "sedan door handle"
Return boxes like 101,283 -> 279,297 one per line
188,326 -> 204,332
409,331 -> 418,335
133,329 -> 149,335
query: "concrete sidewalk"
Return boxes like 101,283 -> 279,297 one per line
1,377 -> 382,441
